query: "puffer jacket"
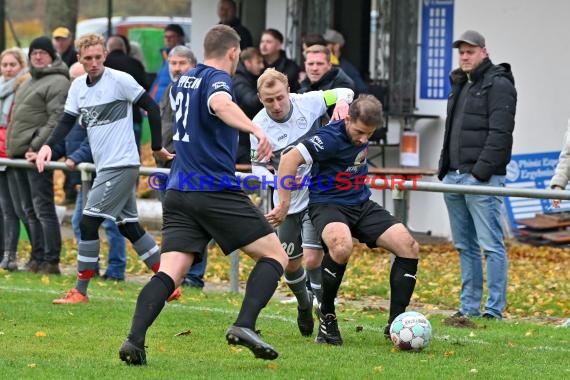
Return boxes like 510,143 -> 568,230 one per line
438,58 -> 517,181
7,58 -> 70,157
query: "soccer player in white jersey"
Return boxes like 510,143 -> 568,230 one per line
251,68 -> 353,336
35,33 -> 178,304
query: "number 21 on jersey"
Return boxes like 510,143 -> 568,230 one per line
171,91 -> 190,142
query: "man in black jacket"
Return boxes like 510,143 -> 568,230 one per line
52,27 -> 77,68
260,28 -> 300,93
438,30 -> 517,321
299,44 -> 355,123
233,47 -> 264,164
218,0 -> 253,50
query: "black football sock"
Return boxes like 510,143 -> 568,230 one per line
127,271 -> 175,348
234,257 -> 284,329
389,257 -> 418,323
320,254 -> 347,316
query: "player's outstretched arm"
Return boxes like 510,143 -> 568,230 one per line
210,93 -> 273,161
323,88 -> 354,120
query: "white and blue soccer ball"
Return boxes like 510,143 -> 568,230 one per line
389,311 -> 432,351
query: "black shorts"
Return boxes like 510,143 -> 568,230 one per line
161,190 -> 274,259
308,200 -> 398,248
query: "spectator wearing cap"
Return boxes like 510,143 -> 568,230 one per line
439,30 -> 517,321
323,29 -> 369,95
5,36 -> 70,274
259,28 -> 300,92
149,23 -> 186,102
52,26 -> 77,68
52,26 -> 77,204
217,0 -> 253,50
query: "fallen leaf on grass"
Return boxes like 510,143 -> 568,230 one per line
267,363 -> 278,370
40,275 -> 49,285
373,366 -> 384,372
28,363 -> 37,368
525,330 -> 534,337
470,368 -> 478,373
175,329 -> 192,336
444,351 -> 455,357
35,331 -> 47,337
159,346 -> 166,352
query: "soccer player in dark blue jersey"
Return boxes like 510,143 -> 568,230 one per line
119,25 -> 288,365
271,95 -> 420,346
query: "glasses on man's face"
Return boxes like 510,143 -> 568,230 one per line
30,50 -> 49,57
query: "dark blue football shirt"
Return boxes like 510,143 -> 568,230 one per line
299,119 -> 371,205
168,64 -> 239,191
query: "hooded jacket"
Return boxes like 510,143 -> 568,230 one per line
7,58 -> 70,157
438,58 -> 517,181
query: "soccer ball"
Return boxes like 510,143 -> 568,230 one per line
389,311 -> 432,351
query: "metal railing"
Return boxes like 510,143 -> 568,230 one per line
2,158 -> 570,293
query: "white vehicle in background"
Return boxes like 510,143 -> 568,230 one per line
76,16 -> 192,42
76,16 -> 192,73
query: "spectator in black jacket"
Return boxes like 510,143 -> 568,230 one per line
104,35 -> 149,152
299,44 -> 355,122
233,47 -> 264,164
260,28 -> 300,93
52,27 -> 77,68
218,0 -> 253,50
438,30 -> 516,321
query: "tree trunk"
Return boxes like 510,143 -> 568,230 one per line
44,0 -> 78,37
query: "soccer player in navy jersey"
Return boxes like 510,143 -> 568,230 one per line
118,25 -> 288,365
271,94 -> 420,346
252,68 -> 354,337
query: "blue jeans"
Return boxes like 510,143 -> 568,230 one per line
73,186 -> 127,279
443,171 -> 508,318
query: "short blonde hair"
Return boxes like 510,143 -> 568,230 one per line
75,33 -> 106,53
0,47 -> 27,69
257,68 -> 289,92
303,44 -> 331,61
